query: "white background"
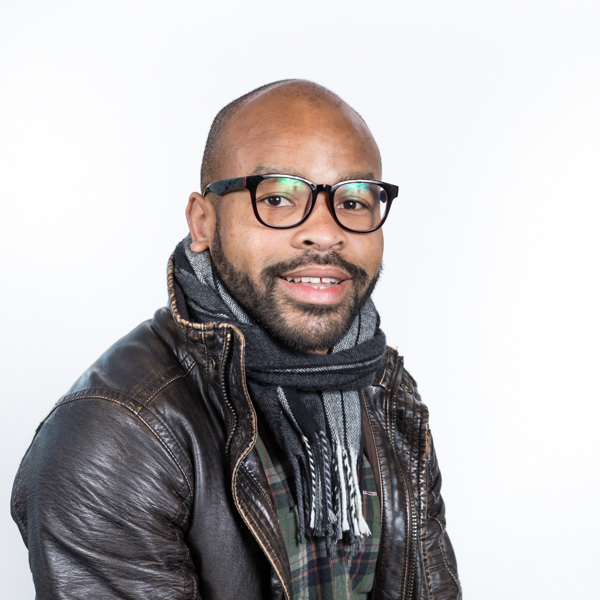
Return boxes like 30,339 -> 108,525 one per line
1,1 -> 599,598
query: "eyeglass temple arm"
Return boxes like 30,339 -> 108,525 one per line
386,183 -> 399,201
203,177 -> 246,197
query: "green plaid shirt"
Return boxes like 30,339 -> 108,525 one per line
255,434 -> 381,600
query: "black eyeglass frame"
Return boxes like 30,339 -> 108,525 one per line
202,174 -> 398,233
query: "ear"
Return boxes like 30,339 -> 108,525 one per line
186,192 -> 216,252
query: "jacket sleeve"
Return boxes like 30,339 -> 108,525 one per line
11,395 -> 200,599
420,431 -> 462,599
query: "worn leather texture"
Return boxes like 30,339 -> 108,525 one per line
11,265 -> 461,599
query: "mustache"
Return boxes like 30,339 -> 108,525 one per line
262,252 -> 369,283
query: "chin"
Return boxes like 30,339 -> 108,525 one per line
259,305 -> 355,353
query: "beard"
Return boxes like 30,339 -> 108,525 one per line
210,222 -> 381,352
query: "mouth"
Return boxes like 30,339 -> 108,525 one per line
277,266 -> 351,304
283,276 -> 342,289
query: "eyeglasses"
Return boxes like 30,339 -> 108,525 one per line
203,174 -> 398,233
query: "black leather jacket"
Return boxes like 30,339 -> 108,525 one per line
12,265 -> 461,599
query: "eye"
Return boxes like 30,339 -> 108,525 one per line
259,195 -> 295,208
335,182 -> 378,213
336,198 -> 369,211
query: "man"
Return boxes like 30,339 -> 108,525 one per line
12,80 -> 461,599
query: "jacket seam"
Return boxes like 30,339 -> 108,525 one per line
237,480 -> 290,597
241,463 -> 274,507
175,532 -> 199,600
233,474 -> 292,597
143,361 -> 196,404
423,455 -> 435,600
433,517 -> 461,593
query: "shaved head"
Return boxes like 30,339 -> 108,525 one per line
200,79 -> 381,192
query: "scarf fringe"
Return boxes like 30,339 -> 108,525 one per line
295,417 -> 372,555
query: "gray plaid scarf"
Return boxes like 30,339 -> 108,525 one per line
172,237 -> 387,553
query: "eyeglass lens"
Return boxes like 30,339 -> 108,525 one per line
255,177 -> 387,231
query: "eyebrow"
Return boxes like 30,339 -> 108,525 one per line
249,164 -> 378,181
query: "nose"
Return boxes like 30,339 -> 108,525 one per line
290,192 -> 347,251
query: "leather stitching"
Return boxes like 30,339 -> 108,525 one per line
233,466 -> 291,600
435,522 -> 461,593
422,461 -> 435,600
240,463 -> 273,507
144,362 -> 196,404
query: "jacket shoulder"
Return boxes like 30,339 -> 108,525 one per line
11,369 -> 199,597
64,307 -> 195,405
12,309 -> 199,529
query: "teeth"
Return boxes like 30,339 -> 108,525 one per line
284,276 -> 341,286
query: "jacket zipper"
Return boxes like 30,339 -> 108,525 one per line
223,328 -> 292,600
399,460 -> 418,599
390,383 -> 418,600
219,331 -> 238,458
361,392 -> 387,597
362,386 -> 417,600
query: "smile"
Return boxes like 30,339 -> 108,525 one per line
277,265 -> 352,304
283,276 -> 341,289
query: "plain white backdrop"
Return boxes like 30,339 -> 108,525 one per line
1,1 -> 599,597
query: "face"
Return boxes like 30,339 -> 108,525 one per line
188,92 -> 384,352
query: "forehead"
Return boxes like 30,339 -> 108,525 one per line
219,93 -> 382,183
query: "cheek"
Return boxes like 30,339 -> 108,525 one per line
218,216 -> 273,275
357,234 -> 384,277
